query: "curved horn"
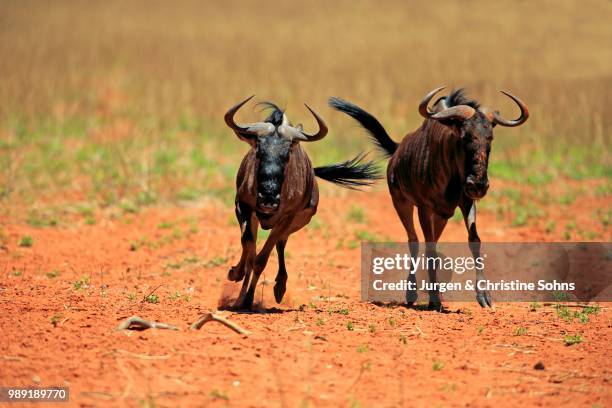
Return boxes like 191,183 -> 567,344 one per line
297,103 -> 328,142
418,86 -> 446,119
491,90 -> 529,127
224,95 -> 274,138
273,104 -> 329,142
431,105 -> 476,121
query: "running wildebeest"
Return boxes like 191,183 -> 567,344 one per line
330,87 -> 529,309
225,96 -> 381,309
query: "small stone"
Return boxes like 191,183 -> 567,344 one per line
534,361 -> 545,370
32,375 -> 41,383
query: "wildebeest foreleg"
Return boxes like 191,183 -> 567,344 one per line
418,207 -> 448,311
228,201 -> 258,282
273,238 -> 289,303
240,219 -> 293,309
392,198 -> 419,305
460,199 -> 492,308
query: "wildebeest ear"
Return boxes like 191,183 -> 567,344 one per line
235,131 -> 258,147
479,107 -> 498,128
288,124 -> 305,144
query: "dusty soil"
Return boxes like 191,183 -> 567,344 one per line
0,189 -> 610,407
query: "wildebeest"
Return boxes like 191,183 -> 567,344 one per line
330,87 -> 529,309
225,95 -> 380,309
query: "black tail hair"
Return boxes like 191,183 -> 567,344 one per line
314,153 -> 382,190
329,97 -> 398,158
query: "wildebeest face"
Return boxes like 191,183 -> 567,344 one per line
224,95 -> 329,214
460,112 -> 492,200
255,134 -> 293,213
419,87 -> 529,201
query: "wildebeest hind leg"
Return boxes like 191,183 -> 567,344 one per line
228,202 -> 258,282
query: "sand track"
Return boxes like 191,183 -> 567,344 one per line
0,191 -> 610,407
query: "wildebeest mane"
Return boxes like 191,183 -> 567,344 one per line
256,101 -> 285,126
445,89 -> 480,109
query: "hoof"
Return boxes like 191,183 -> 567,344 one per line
228,265 -> 244,282
428,301 -> 444,312
239,292 -> 255,310
476,290 -> 493,308
428,291 -> 443,312
405,289 -> 418,305
274,276 -> 287,304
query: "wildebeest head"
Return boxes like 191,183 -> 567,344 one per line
419,86 -> 529,200
225,95 -> 328,214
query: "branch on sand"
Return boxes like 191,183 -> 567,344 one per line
190,312 -> 251,336
114,316 -> 179,332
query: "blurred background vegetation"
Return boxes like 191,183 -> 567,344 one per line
0,0 -> 610,225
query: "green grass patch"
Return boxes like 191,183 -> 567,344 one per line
257,229 -> 270,240
357,344 -> 369,353
205,256 -> 227,268
50,313 -> 64,327
563,333 -> 584,346
514,327 -> 528,336
19,235 -> 34,247
210,389 -> 229,401
73,275 -> 90,290
347,205 -> 367,223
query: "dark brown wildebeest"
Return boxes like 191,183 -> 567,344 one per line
225,95 -> 380,309
330,87 -> 529,309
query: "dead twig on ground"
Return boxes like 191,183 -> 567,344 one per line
80,391 -> 116,401
114,316 -> 179,332
542,302 -> 595,308
190,312 -> 251,335
115,349 -> 171,360
286,316 -> 305,332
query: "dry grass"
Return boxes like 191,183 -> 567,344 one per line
0,0 -> 610,213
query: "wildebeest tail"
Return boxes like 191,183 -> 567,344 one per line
328,97 -> 398,157
314,153 -> 382,189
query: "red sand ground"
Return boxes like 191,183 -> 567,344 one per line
0,189 -> 610,407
